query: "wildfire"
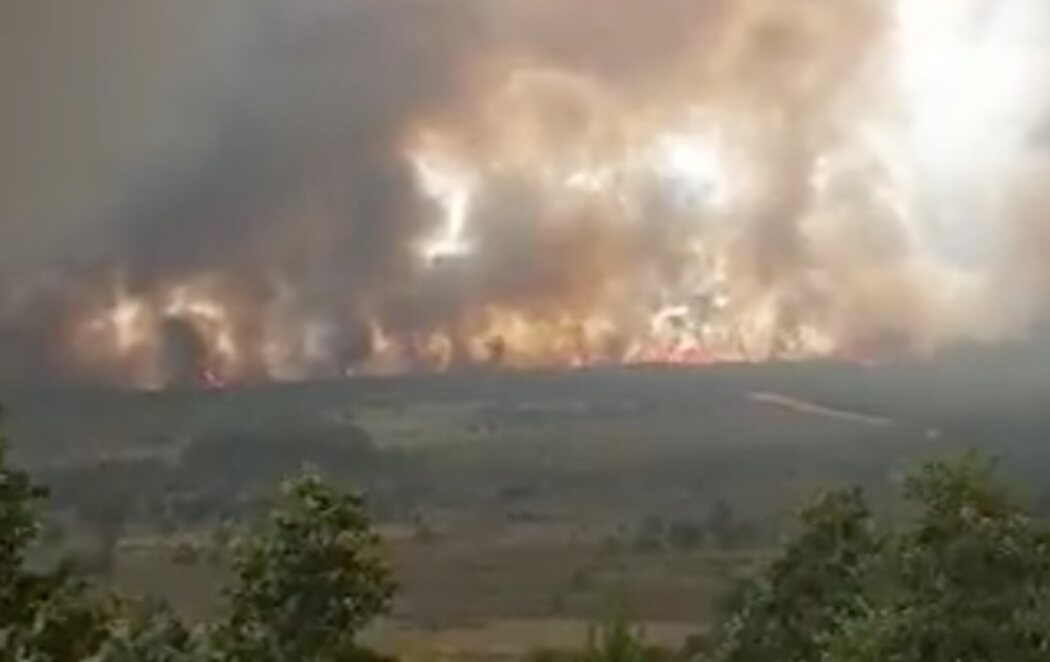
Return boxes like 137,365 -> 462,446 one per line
412,146 -> 477,264
41,0 -> 1048,389
69,277 -> 246,388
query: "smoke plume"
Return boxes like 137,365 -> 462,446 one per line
2,0 -> 1049,386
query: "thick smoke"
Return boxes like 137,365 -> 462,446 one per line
2,0 -> 1049,386
2,0 -> 487,383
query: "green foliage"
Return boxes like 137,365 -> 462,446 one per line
1,576 -> 114,662
210,469 -> 396,662
88,601 -> 198,662
0,409 -> 46,598
1,409 -> 395,662
712,488 -> 879,662
712,456 -> 1050,662
530,597 -> 674,662
581,601 -> 670,662
823,457 -> 1050,662
0,409 -> 113,661
12,392 -> 1050,662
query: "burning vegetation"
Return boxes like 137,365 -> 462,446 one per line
2,0 -> 1049,387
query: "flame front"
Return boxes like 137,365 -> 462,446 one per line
7,0 -> 1049,388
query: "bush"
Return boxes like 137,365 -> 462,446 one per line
712,456 -> 1050,662
209,470 -> 396,661
0,408 -> 396,662
824,458 -> 1050,662
712,488 -> 878,662
530,597 -> 674,662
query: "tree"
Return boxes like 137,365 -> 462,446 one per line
0,409 -> 45,610
88,600 -> 197,662
824,458 -> 1050,662
210,470 -> 395,662
0,408 -> 112,661
712,488 -> 879,662
711,456 -> 1050,662
1,408 -> 398,662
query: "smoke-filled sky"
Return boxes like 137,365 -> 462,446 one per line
2,0 -> 1050,387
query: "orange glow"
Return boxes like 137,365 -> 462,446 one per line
50,0 -> 1043,388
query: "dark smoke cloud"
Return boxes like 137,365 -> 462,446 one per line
0,0 -> 737,382
0,0 -> 492,381
111,0 -> 486,284
2,0 -> 1046,384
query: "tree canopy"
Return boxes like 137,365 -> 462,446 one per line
4,404 -> 1050,661
713,456 -> 1050,662
0,410 -> 393,661
211,470 -> 395,661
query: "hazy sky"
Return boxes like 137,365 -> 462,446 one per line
0,1 -> 247,268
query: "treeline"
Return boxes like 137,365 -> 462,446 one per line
36,420 -> 419,542
537,457 -> 1050,662
1,418 -> 395,661
6,410 -> 1050,660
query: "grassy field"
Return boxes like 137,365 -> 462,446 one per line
8,351 -> 1050,658
107,526 -> 746,660
366,618 -> 703,661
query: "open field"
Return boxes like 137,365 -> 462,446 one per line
4,346 -> 1050,658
